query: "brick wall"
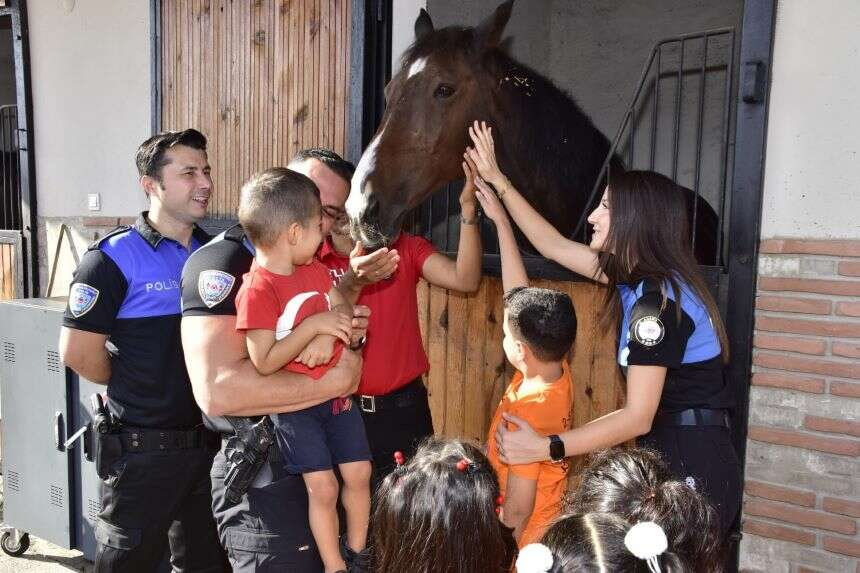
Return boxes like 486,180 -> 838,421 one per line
740,239 -> 860,573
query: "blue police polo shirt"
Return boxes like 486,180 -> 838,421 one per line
617,277 -> 733,413
63,213 -> 211,429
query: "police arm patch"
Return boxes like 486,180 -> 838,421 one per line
633,315 -> 665,347
198,270 -> 236,308
69,283 -> 100,318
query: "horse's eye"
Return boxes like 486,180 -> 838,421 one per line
433,84 -> 455,99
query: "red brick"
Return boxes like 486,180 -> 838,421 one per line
754,334 -> 826,355
754,352 -> 860,380
760,239 -> 860,257
745,480 -> 816,507
759,277 -> 860,297
823,496 -> 860,518
755,315 -> 860,338
744,499 -> 857,534
118,217 -> 137,226
839,261 -> 860,277
833,342 -> 860,359
741,518 -> 816,545
755,295 -> 832,315
747,425 -> 860,457
836,301 -> 860,317
804,415 -> 860,438
822,535 -> 860,557
82,216 -> 120,228
797,568 -> 825,573
831,381 -> 860,398
751,372 -> 825,394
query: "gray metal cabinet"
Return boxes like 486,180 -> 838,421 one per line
0,297 -> 101,561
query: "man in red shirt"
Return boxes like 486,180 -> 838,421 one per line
307,156 -> 483,485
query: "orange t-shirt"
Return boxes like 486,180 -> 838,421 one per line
486,362 -> 573,548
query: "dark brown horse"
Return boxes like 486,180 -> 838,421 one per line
347,1 -> 719,264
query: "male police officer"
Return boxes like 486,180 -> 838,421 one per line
59,129 -> 228,572
181,148 -> 395,571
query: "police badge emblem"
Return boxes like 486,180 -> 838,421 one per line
198,270 -> 236,308
69,283 -> 100,317
633,315 -> 665,346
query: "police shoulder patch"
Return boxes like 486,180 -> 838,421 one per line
198,270 -> 236,308
633,315 -> 665,347
69,283 -> 100,318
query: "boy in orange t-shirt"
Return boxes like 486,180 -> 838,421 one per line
475,175 -> 577,547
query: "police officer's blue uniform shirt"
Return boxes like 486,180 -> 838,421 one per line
617,277 -> 733,413
63,213 -> 211,429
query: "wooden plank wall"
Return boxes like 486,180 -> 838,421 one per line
0,242 -> 15,300
418,276 -> 626,476
161,0 -> 352,218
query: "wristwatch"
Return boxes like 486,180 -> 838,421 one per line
548,434 -> 565,463
349,335 -> 367,351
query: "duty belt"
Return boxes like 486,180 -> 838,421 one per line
653,408 -> 730,429
356,378 -> 424,414
119,426 -> 218,453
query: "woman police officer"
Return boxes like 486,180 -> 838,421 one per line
466,121 -> 741,538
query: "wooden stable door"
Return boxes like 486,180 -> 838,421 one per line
160,0 -> 352,218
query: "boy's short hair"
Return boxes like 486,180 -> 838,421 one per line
238,167 -> 321,248
503,287 -> 577,362
135,128 -> 207,181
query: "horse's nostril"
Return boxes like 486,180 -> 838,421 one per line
364,197 -> 380,221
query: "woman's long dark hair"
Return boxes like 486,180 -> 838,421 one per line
372,438 -> 516,573
568,448 -> 722,572
597,170 -> 729,362
541,512 -> 689,573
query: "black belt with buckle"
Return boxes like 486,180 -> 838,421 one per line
355,378 -> 425,414
653,408 -> 730,429
120,426 -> 218,453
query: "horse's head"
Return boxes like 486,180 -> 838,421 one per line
347,1 -> 514,248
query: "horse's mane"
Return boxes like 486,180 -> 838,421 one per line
403,26 -> 617,236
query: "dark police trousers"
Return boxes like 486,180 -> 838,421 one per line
210,443 -> 325,572
357,378 -> 435,493
640,422 -> 742,538
94,438 -> 228,572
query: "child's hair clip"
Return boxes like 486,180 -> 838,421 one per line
456,457 -> 478,474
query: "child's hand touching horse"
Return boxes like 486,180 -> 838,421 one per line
467,120 -> 511,194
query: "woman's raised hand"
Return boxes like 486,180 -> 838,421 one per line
467,120 -> 509,191
474,175 -> 508,224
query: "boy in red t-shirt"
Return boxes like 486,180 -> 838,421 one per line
235,168 -> 371,573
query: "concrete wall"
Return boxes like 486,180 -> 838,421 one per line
27,0 -> 150,295
742,2 -> 860,571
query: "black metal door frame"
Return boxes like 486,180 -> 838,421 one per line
0,0 -> 37,297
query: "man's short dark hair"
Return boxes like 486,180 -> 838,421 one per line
503,287 -> 577,362
136,129 -> 207,181
289,148 -> 355,184
238,168 -> 321,248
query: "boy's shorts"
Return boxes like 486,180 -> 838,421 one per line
271,397 -> 372,474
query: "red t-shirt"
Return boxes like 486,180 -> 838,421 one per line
318,233 -> 436,395
235,259 -> 342,380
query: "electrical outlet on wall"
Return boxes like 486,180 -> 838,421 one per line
87,193 -> 101,211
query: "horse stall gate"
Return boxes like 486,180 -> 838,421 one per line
355,0 -> 774,565
156,0 -> 773,568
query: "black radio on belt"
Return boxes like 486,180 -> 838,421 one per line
91,393 -> 117,434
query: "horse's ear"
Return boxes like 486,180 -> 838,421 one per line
415,8 -> 434,41
474,0 -> 514,50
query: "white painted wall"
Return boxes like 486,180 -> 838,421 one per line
760,0 -> 860,239
393,0 -> 426,68
28,0 -> 150,218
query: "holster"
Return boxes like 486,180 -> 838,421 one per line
91,393 -> 122,480
222,416 -> 275,504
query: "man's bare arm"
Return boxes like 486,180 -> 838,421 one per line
59,327 -> 111,384
182,314 -> 361,417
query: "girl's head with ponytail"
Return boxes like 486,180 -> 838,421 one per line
516,513 -> 689,573
569,448 -> 722,571
372,438 -> 516,573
